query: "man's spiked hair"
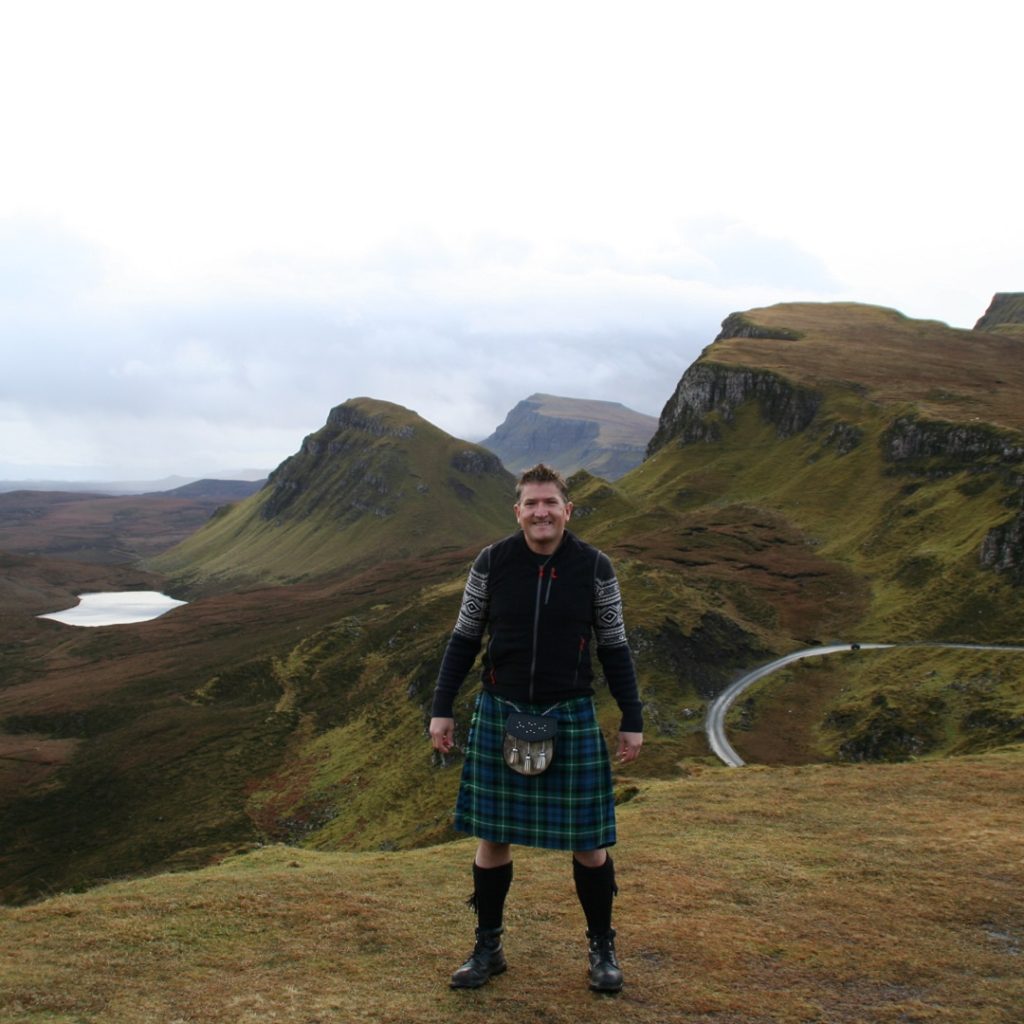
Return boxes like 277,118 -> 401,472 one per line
515,463 -> 569,502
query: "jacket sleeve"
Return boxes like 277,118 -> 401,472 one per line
594,553 -> 643,733
430,547 -> 490,719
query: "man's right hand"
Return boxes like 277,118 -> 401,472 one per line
429,716 -> 455,753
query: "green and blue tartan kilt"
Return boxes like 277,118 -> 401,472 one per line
453,690 -> 617,850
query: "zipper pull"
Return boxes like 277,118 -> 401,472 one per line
545,566 -> 557,603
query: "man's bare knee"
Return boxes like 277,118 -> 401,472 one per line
572,848 -> 608,869
475,840 -> 512,868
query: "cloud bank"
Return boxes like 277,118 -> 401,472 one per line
2,2 -> 1018,479
0,218 -> 844,479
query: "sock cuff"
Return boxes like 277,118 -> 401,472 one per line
474,860 -> 513,882
573,854 -> 617,894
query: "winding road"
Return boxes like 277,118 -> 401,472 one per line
705,641 -> 1024,767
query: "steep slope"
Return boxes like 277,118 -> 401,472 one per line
2,399 -> 517,901
481,393 -> 657,479
602,300 -> 1024,763
153,397 -> 514,587
974,290 -> 1024,335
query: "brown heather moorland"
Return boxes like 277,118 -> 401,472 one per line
0,490 -> 243,566
705,303 -> 1024,432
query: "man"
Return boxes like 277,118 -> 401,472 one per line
429,463 -> 643,993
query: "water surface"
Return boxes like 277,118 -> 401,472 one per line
38,591 -> 187,627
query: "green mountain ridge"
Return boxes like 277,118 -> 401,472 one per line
153,397 -> 514,588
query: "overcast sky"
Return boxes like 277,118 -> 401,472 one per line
2,0 -> 1020,481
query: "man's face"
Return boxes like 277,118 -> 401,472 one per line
514,482 -> 573,554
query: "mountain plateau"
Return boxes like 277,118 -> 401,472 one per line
480,392 -> 657,480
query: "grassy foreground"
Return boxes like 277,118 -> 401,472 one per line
3,751 -> 1022,1024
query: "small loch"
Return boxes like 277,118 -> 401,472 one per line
38,591 -> 187,627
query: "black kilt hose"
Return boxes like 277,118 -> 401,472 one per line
454,691 -> 617,850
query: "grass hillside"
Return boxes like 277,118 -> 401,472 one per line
2,750 -> 1021,1024
153,397 -> 514,588
702,302 -> 1024,430
727,644 -> 1024,765
597,301 -> 1024,762
3,301 -> 1023,914
0,548 -> 485,903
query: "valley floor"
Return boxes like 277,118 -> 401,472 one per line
2,751 -> 1022,1024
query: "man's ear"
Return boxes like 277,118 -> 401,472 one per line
565,501 -> 573,520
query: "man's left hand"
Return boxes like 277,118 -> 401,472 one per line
617,731 -> 643,763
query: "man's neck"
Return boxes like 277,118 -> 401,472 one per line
522,531 -> 566,557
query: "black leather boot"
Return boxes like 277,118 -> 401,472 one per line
450,926 -> 507,989
587,928 -> 623,993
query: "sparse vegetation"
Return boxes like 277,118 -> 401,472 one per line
2,751 -> 1022,1023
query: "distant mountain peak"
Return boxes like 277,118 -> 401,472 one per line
154,396 -> 512,586
481,393 -> 657,481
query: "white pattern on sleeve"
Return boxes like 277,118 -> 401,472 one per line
453,564 -> 490,639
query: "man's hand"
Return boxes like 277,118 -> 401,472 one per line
617,730 -> 643,764
429,716 -> 456,754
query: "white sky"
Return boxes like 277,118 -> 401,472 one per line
1,0 -> 1020,480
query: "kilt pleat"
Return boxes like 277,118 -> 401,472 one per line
453,690 -> 616,850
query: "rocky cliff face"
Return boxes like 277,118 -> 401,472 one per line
974,292 -> 1024,331
881,416 -> 1024,466
645,304 -> 1024,589
482,393 -> 657,480
980,511 -> 1024,584
880,417 -> 1024,584
647,362 -> 822,455
714,312 -> 804,343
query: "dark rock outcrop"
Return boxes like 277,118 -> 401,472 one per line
326,403 -> 416,438
637,612 -> 771,700
714,312 -> 804,343
647,362 -> 822,455
881,415 -> 1024,584
980,512 -> 1024,585
449,449 -> 510,476
882,416 -> 1024,465
974,292 -> 1024,331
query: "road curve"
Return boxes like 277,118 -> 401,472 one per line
705,641 -> 1024,767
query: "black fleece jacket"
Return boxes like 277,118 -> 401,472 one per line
431,530 -> 643,732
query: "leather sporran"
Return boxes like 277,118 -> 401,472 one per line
503,712 -> 558,775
